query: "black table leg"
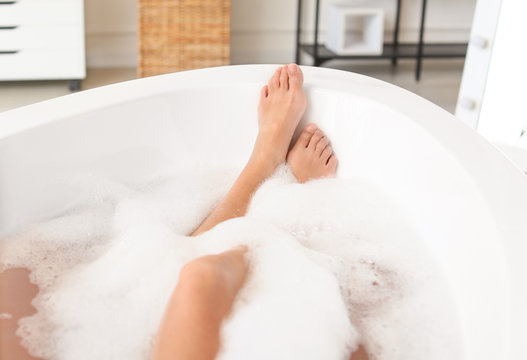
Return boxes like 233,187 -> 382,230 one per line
416,0 -> 428,81
313,0 -> 321,66
295,0 -> 302,64
393,0 -> 402,66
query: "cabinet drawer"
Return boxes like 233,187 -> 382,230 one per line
0,26 -> 83,51
0,49 -> 85,80
0,0 -> 82,26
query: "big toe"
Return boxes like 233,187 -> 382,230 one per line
287,64 -> 303,89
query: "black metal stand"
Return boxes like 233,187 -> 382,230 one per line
295,0 -> 468,81
415,0 -> 427,81
313,0 -> 321,66
393,0 -> 402,66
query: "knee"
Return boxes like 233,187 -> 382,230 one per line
178,256 -> 223,292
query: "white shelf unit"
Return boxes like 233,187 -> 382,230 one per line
326,5 -> 384,56
0,0 -> 86,90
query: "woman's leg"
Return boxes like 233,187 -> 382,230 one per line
152,246 -> 248,360
155,64 -> 307,359
287,126 -> 371,360
155,65 -> 350,360
191,64 -> 307,236
0,268 -> 40,360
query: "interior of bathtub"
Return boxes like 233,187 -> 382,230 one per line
1,65 -> 526,360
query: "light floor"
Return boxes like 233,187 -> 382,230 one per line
0,60 -> 464,114
0,68 -> 137,113
328,59 -> 464,114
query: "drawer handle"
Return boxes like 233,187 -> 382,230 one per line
0,26 -> 18,30
0,1 -> 17,4
0,50 -> 19,54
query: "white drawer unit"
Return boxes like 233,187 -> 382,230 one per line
0,0 -> 85,90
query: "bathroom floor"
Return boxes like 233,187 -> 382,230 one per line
0,60 -> 463,114
0,68 -> 137,113
330,59 -> 464,113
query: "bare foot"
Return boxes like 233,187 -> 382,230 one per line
190,64 -> 307,235
286,123 -> 338,183
249,64 -> 307,176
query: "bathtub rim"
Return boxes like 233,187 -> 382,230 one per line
0,64 -> 524,174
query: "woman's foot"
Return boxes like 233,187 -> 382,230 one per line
286,123 -> 338,183
250,64 -> 307,177
190,65 -> 307,236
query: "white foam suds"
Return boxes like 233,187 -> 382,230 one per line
0,165 -> 462,360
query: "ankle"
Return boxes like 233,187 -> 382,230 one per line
245,154 -> 281,182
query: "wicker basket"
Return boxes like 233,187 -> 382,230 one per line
138,0 -> 231,77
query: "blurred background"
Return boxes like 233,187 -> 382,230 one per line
0,0 -> 476,112
0,0 -> 525,168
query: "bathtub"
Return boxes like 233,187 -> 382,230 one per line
0,65 -> 526,359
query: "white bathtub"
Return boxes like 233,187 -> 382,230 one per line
0,65 -> 526,359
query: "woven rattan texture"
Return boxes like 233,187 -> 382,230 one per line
138,0 -> 230,77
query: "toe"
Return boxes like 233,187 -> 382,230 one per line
326,155 -> 338,172
269,68 -> 280,91
307,129 -> 324,150
287,64 -> 304,90
320,145 -> 333,163
295,123 -> 318,149
315,136 -> 330,156
260,85 -> 269,101
279,65 -> 289,90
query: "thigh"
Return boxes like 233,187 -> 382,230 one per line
0,267 -> 41,360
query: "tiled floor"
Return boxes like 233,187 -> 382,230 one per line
0,61 -> 464,114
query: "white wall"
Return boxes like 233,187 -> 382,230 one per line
84,0 -> 476,68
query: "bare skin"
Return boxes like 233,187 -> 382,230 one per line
191,64 -> 306,236
152,246 -> 249,360
287,123 -> 338,183
0,268 -> 42,360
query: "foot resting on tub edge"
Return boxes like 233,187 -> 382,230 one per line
191,63 -> 309,236
191,64 -> 338,237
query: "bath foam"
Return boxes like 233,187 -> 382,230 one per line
1,166 -> 236,359
246,168 -> 463,360
196,219 -> 359,360
0,165 -> 462,360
